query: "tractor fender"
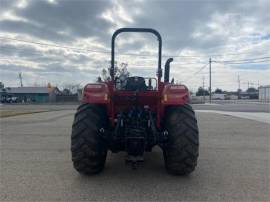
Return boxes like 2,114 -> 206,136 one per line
82,83 -> 110,104
161,84 -> 190,105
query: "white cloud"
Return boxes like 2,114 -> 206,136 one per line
0,0 -> 269,91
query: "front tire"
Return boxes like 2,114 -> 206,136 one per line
71,103 -> 108,175
163,104 -> 199,175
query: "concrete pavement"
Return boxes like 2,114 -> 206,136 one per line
196,110 -> 270,124
192,102 -> 270,113
0,110 -> 269,201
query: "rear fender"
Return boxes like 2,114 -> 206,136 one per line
82,83 -> 110,104
161,84 -> 190,105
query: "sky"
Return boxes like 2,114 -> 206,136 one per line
0,0 -> 269,92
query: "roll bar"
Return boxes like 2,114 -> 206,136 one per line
110,28 -> 162,80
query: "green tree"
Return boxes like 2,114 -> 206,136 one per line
196,87 -> 209,96
246,87 -> 257,93
0,81 -> 4,89
214,88 -> 223,94
62,88 -> 71,95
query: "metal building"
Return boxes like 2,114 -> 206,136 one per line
2,87 -> 60,103
259,85 -> 270,102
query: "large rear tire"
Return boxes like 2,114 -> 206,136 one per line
163,104 -> 199,175
71,103 -> 108,175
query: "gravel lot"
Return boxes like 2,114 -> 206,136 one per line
1,106 -> 269,201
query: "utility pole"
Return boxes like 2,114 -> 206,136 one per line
18,72 -> 23,87
209,57 -> 212,103
237,75 -> 240,90
202,76 -> 205,103
247,81 -> 250,89
238,74 -> 241,99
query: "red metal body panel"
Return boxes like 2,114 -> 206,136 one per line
82,83 -> 110,104
82,81 -> 190,129
161,84 -> 190,105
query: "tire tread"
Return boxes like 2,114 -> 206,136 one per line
71,103 -> 107,175
163,104 -> 199,175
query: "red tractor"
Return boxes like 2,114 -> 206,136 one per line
71,28 -> 199,175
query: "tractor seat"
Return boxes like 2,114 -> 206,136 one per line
125,76 -> 147,91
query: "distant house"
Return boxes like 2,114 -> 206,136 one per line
0,88 -> 7,100
239,91 -> 258,99
225,94 -> 238,100
3,86 -> 61,103
212,93 -> 226,100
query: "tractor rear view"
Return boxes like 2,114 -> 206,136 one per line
71,28 -> 199,175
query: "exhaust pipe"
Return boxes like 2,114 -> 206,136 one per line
164,58 -> 173,83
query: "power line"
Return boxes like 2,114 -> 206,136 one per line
1,36 -> 270,59
6,41 -> 263,66
0,36 -> 204,58
1,36 -> 269,90
214,59 -> 270,64
182,63 -> 208,82
0,36 -> 111,53
192,63 -> 209,75
0,56 -> 206,67
0,46 -> 209,66
0,44 -> 208,65
212,56 -> 270,63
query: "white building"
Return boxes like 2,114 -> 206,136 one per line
212,93 -> 226,100
259,85 -> 270,102
225,94 -> 238,100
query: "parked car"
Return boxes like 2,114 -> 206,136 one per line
2,96 -> 19,103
